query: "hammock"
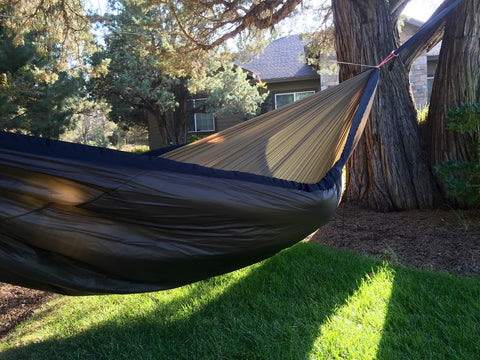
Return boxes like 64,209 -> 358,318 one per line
0,1 -> 461,295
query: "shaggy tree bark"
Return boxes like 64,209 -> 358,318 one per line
427,0 -> 480,204
147,78 -> 190,148
332,0 -> 438,211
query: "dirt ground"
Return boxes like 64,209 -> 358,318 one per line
0,283 -> 54,341
1,202 -> 479,341
311,202 -> 480,275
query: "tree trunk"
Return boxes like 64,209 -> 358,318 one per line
332,0 -> 434,211
165,78 -> 189,145
427,0 -> 480,204
148,78 -> 189,149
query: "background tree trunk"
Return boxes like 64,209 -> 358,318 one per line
427,0 -> 480,204
147,78 -> 189,148
332,0 -> 434,211
163,78 -> 189,146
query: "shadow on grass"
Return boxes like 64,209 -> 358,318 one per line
0,243 -> 377,360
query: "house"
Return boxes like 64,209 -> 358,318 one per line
149,19 -> 437,148
401,17 -> 441,108
177,34 -> 335,144
149,35 -> 323,148
236,35 -> 322,112
181,35 -> 325,145
215,19 -> 438,135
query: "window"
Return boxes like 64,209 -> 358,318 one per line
187,99 -> 215,132
275,91 -> 315,109
427,76 -> 434,100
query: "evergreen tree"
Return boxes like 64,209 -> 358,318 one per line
89,2 -> 267,148
0,27 -> 82,138
0,0 -> 96,74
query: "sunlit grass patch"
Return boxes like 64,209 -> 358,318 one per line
312,266 -> 394,359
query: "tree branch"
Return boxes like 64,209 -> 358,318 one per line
174,0 -> 302,51
399,0 -> 461,68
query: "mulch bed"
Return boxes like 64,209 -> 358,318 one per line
1,202 -> 479,341
311,202 -> 480,275
0,283 -> 54,341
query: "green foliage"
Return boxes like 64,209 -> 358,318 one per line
445,103 -> 480,134
60,100 -> 116,147
187,133 -> 204,143
0,27 -> 82,138
1,0 -> 301,80
416,105 -> 429,124
435,160 -> 480,205
434,103 -> 480,206
0,1 -> 97,75
87,5 -> 190,145
305,26 -> 338,76
189,60 -> 268,118
88,3 -> 267,146
88,24 -> 178,130
129,145 -> 149,153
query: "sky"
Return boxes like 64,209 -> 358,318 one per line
86,0 -> 445,21
277,0 -> 447,35
402,0 -> 444,21
84,0 -> 447,37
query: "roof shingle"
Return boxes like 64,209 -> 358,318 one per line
238,35 -> 318,82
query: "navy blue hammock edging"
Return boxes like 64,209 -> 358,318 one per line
0,0 -> 462,295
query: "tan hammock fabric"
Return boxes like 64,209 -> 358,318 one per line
162,69 -> 376,184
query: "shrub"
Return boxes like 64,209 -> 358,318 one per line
130,145 -> 150,153
434,103 -> 480,206
187,133 -> 204,143
416,105 -> 429,125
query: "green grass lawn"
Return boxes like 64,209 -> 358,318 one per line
1,242 -> 479,360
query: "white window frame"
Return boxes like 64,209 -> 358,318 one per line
427,76 -> 434,101
274,91 -> 315,109
187,98 -> 215,133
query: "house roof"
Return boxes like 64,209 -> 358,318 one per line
237,35 -> 319,83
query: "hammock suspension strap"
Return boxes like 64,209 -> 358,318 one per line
377,51 -> 398,68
